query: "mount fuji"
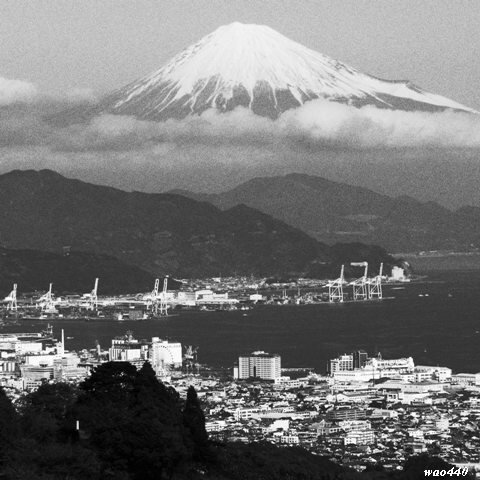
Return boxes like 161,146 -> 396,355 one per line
98,22 -> 475,120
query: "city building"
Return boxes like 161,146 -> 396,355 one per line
109,333 -> 182,372
353,350 -> 368,369
414,365 -> 452,382
451,373 -> 480,386
236,351 -> 281,380
344,429 -> 375,446
109,333 -> 149,367
390,266 -> 408,282
329,354 -> 354,374
195,289 -> 239,307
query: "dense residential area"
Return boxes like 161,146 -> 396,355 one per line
0,360 -> 477,480
0,328 -> 479,478
200,372 -> 480,471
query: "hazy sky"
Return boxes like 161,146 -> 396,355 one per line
1,0 -> 479,109
1,0 -> 480,208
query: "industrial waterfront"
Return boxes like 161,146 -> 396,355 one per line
1,268 -> 480,475
1,269 -> 480,374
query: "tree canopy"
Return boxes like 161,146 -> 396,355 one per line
0,364 -> 471,480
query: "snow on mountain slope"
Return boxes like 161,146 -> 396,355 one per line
101,22 -> 475,120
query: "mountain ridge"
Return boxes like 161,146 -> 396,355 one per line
169,173 -> 480,253
0,169 -> 396,278
0,246 -> 154,295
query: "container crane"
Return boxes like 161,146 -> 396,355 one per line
159,276 -> 169,316
81,278 -> 99,311
368,263 -> 383,299
327,265 -> 345,302
148,277 -> 170,316
37,283 -> 57,313
144,278 -> 160,314
4,283 -> 18,311
89,278 -> 99,310
350,262 -> 369,301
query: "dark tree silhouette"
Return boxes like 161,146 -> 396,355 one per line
18,382 -> 78,443
183,385 -> 209,460
75,361 -> 193,479
0,387 -> 18,460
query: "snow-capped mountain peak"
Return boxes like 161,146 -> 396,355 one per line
102,22 -> 475,120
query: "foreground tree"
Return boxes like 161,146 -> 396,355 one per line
183,386 -> 209,461
75,361 -> 193,479
19,382 -> 78,443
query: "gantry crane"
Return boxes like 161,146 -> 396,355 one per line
4,283 -> 18,311
37,283 -> 57,312
328,265 -> 345,303
159,275 -> 169,316
148,276 -> 169,316
89,278 -> 99,310
350,262 -> 369,301
368,262 -> 383,299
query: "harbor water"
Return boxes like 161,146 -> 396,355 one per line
2,270 -> 480,374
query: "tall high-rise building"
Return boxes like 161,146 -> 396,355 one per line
236,351 -> 281,380
353,350 -> 368,369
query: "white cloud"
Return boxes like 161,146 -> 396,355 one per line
0,76 -> 38,105
62,99 -> 480,151
278,99 -> 480,149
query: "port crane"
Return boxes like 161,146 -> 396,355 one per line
86,278 -> 99,311
159,276 -> 169,316
350,262 -> 369,301
368,263 -> 383,299
37,283 -> 57,313
148,276 -> 169,316
145,278 -> 160,313
91,278 -> 99,310
327,265 -> 345,302
4,283 -> 18,311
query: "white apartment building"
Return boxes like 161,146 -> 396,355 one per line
451,373 -> 480,386
368,356 -> 414,373
329,354 -> 354,373
332,356 -> 415,383
344,429 -> 375,446
237,351 -> 281,380
414,365 -> 452,382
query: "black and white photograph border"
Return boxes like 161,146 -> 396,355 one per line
0,1 -> 479,478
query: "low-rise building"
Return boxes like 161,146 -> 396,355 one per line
451,373 -> 480,386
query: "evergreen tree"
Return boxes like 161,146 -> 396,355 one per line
128,362 -> 190,479
0,386 -> 18,475
183,385 -> 209,460
75,361 -> 193,479
75,362 -> 141,476
19,382 -> 78,443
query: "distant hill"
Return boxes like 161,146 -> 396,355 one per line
170,173 -> 480,253
0,247 -> 154,295
0,170 -> 395,278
